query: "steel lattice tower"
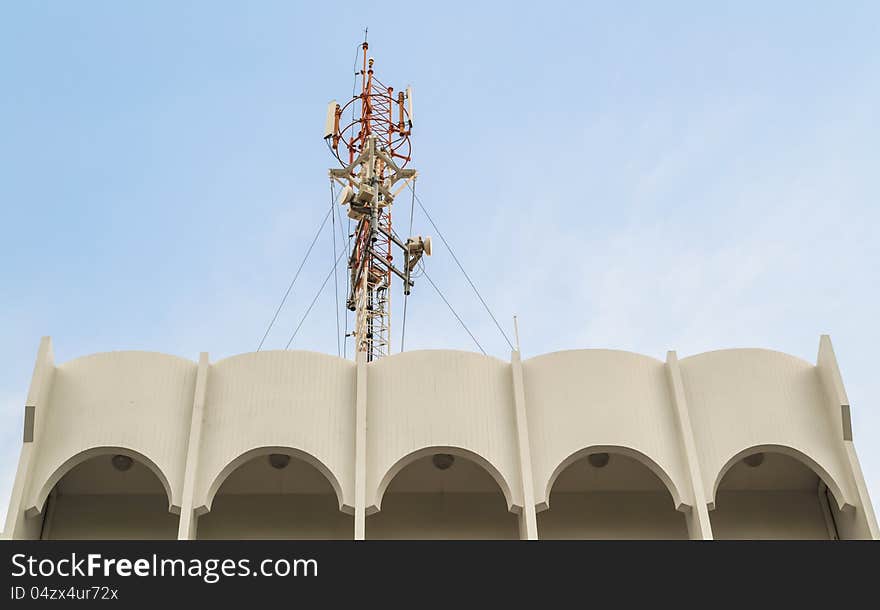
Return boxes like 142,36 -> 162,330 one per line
324,41 -> 430,361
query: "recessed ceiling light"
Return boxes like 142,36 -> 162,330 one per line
111,455 -> 133,472
744,453 -> 764,468
268,454 -> 291,469
432,454 -> 455,470
588,452 -> 610,468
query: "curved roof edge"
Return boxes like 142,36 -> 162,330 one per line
523,348 -> 665,366
53,346 -> 818,370
58,350 -> 197,368
211,349 -> 355,368
678,347 -> 814,368
370,348 -> 510,366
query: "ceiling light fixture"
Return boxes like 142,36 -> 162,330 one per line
588,452 -> 610,468
111,454 -> 133,472
744,453 -> 764,468
432,454 -> 455,470
268,454 -> 291,469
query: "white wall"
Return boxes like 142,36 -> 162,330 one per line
679,349 -> 856,510
366,350 -> 522,513
26,351 -> 197,515
195,350 -> 356,513
5,339 -> 875,540
523,350 -> 690,510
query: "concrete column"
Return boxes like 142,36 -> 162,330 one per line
3,337 -> 55,540
511,350 -> 538,540
841,443 -> 878,539
353,351 -> 368,540
665,350 -> 713,540
39,489 -> 58,540
177,352 -> 210,540
817,335 -> 879,539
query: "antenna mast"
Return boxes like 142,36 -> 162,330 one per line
324,41 -> 430,362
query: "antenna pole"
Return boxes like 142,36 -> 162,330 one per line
325,41 -> 427,362
513,315 -> 521,353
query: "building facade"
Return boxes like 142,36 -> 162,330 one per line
2,335 -> 876,540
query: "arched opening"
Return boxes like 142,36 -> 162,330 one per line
197,450 -> 352,539
710,450 -> 843,540
37,452 -> 178,539
367,451 -> 519,539
538,450 -> 688,539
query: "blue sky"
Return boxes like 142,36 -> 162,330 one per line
1,1 -> 878,524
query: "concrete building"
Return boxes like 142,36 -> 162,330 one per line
2,335 -> 876,540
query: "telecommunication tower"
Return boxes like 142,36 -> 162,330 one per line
323,41 -> 431,361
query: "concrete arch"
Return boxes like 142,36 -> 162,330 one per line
541,445 -> 686,513
198,446 -> 350,516
366,349 -> 523,512
369,445 -> 518,516
710,444 -> 853,512
200,349 -> 356,513
522,348 -> 691,512
27,446 -> 176,518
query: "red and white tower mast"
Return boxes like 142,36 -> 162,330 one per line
324,41 -> 430,361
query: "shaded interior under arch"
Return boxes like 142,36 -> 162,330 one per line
710,451 -> 842,539
196,453 -> 352,540
38,454 -> 178,540
366,453 -> 518,539
538,452 -> 688,539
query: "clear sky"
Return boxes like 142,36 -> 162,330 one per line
1,1 -> 878,525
